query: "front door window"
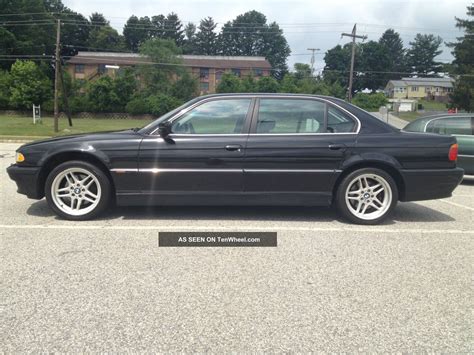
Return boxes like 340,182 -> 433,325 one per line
172,99 -> 251,134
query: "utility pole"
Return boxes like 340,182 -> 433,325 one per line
341,24 -> 366,102
307,48 -> 320,75
54,19 -> 61,133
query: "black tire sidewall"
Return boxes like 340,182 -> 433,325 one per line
336,168 -> 398,225
45,160 -> 111,220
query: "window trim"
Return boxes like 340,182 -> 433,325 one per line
149,95 -> 361,136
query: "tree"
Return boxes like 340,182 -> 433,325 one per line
138,38 -> 183,94
170,72 -> 199,101
124,16 -> 153,52
163,13 -> 185,46
89,13 -> 109,27
256,76 -> 279,92
0,70 -> 11,108
379,29 -> 406,79
113,68 -> 138,109
449,5 -> 474,111
323,44 -> 352,89
406,34 -> 443,75
87,76 -> 120,112
0,0 -> 55,69
220,11 -> 290,79
195,17 -> 218,55
216,73 -> 242,93
294,63 -> 312,80
182,23 -> 198,54
88,25 -> 125,51
9,60 -> 52,109
358,41 -> 391,92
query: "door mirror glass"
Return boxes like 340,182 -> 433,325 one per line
171,99 -> 252,134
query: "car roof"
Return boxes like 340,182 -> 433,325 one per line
408,113 -> 473,125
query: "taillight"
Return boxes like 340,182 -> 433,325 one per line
448,143 -> 458,161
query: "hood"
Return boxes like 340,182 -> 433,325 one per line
19,129 -> 141,149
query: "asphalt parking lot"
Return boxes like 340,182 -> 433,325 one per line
1,142 -> 473,352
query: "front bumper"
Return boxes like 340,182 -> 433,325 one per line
400,167 -> 464,202
6,164 -> 43,199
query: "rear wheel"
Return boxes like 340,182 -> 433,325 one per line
336,168 -> 398,225
45,161 -> 111,220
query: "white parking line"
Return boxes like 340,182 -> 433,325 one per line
439,199 -> 474,212
0,224 -> 472,234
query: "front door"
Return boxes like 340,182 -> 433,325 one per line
243,97 -> 358,204
138,98 -> 254,199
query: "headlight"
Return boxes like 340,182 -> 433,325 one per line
16,152 -> 25,163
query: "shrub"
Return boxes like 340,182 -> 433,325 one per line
352,92 -> 388,111
9,60 -> 52,109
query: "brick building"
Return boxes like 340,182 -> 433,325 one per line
66,52 -> 272,94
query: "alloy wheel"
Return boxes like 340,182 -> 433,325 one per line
51,167 -> 102,216
344,173 -> 392,221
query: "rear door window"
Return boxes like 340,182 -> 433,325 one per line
256,99 -> 326,134
426,117 -> 472,135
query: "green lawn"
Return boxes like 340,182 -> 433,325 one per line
0,115 -> 153,138
397,111 -> 421,122
419,99 -> 448,112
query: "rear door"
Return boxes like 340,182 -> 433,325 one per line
243,97 -> 358,201
138,97 -> 254,194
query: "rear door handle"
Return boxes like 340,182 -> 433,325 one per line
328,143 -> 346,150
225,144 -> 242,151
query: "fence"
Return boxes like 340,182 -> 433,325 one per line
0,110 -> 154,120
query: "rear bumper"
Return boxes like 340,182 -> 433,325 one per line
6,164 -> 43,199
400,168 -> 464,202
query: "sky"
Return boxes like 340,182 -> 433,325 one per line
63,0 -> 470,72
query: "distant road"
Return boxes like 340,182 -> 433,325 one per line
370,111 -> 408,129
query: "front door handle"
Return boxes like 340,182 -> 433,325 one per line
328,143 -> 346,150
225,144 -> 242,152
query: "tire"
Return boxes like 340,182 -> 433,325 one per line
45,160 -> 111,220
335,168 -> 398,225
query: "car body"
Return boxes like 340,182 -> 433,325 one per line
7,94 -> 463,224
403,113 -> 474,175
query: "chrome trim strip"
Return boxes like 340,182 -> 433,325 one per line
244,169 -> 341,173
149,95 -> 361,136
458,154 -> 472,158
111,168 -> 342,173
111,168 -> 241,173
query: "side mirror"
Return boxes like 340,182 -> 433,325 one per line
157,122 -> 171,137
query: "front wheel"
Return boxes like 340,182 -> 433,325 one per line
335,168 -> 398,225
45,161 -> 111,220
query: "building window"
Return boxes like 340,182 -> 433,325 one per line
200,68 -> 209,80
98,64 -> 107,74
254,68 -> 263,77
215,70 -> 224,82
200,82 -> 209,92
75,64 -> 85,74
411,86 -> 418,92
232,68 -> 241,77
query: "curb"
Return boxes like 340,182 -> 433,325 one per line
0,136 -> 51,143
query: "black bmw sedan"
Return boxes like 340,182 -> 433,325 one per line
7,94 -> 464,224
